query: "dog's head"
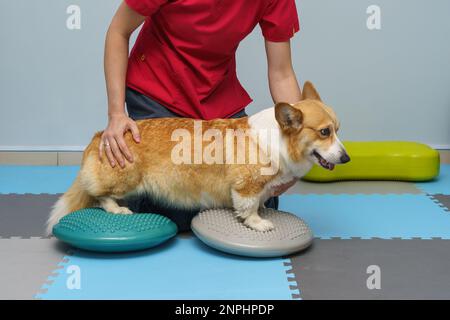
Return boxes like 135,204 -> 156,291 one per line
275,81 -> 350,171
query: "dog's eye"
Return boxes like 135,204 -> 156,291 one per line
320,128 -> 330,136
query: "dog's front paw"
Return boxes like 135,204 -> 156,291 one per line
109,206 -> 133,215
244,215 -> 274,232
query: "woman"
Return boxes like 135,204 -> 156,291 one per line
100,0 -> 302,230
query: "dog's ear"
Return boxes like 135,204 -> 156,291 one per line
275,102 -> 303,132
302,81 -> 322,101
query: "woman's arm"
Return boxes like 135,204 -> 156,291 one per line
100,2 -> 145,168
265,40 -> 302,195
264,40 -> 302,104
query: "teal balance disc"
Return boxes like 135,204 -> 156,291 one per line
53,208 -> 178,252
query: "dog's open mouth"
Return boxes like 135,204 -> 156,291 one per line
313,151 -> 335,170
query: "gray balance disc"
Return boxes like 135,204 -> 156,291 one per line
191,208 -> 313,257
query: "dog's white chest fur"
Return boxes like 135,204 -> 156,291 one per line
248,107 -> 313,181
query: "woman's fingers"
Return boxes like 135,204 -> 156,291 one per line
109,137 -> 126,168
272,178 -> 297,196
99,116 -> 139,168
128,121 -> 141,143
98,137 -> 104,162
116,135 -> 133,163
104,137 -> 116,167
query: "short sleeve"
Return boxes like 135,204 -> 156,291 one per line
259,0 -> 300,42
124,0 -> 168,16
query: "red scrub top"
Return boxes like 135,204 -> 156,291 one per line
125,0 -> 300,119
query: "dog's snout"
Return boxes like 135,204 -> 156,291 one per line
340,152 -> 351,164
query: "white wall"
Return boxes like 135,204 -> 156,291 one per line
0,0 -> 449,150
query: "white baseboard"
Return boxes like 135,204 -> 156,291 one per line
0,146 -> 86,152
430,144 -> 450,150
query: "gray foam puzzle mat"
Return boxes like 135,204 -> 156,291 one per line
191,208 -> 313,257
0,238 -> 70,299
0,194 -> 59,238
440,150 -> 450,164
429,194 -> 450,212
288,180 -> 423,195
287,238 -> 450,299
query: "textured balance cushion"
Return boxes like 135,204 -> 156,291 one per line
191,208 -> 313,258
303,141 -> 440,182
53,208 -> 178,252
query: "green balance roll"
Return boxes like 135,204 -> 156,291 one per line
303,141 -> 440,182
53,208 -> 178,252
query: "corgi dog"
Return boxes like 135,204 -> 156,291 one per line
47,81 -> 350,234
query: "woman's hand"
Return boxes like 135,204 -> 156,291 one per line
99,113 -> 141,168
271,178 -> 297,197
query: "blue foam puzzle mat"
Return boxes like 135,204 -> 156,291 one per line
415,164 -> 450,195
279,194 -> 450,239
35,237 -> 296,300
0,165 -> 79,194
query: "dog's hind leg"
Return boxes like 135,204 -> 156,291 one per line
99,196 -> 133,214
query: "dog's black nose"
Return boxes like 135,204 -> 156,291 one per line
340,153 -> 351,163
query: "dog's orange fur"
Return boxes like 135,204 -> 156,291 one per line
81,117 -> 276,206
